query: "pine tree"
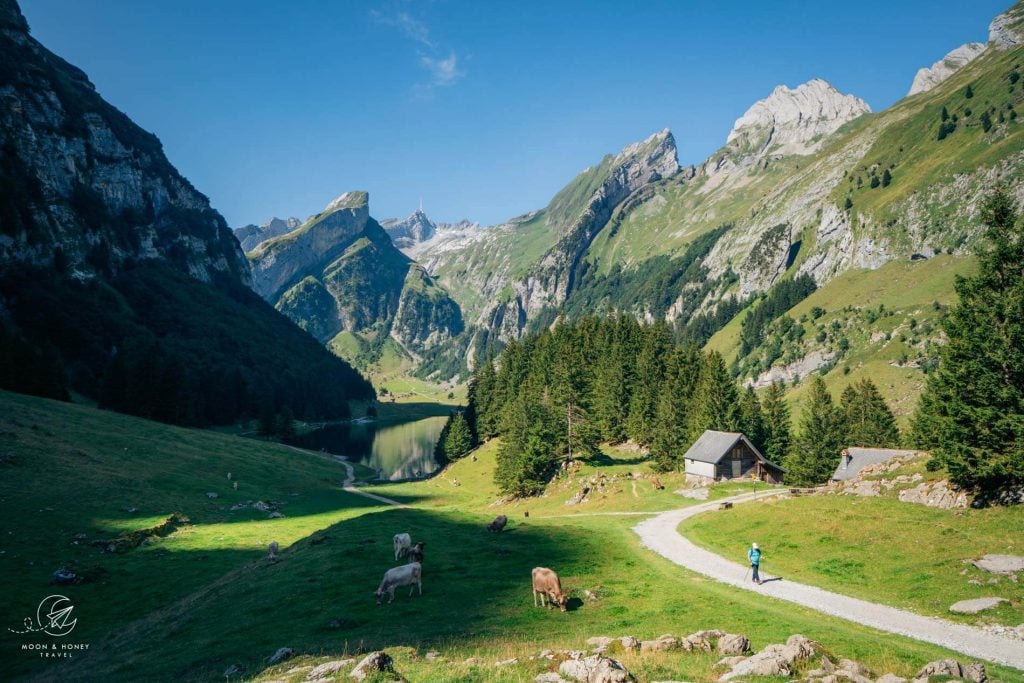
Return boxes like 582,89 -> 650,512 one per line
626,322 -> 670,444
761,380 -> 792,464
912,189 -> 1024,488
440,412 -> 475,460
591,343 -> 628,443
494,390 -> 556,496
468,358 -> 497,438
275,407 -> 297,442
839,379 -> 899,448
686,351 -> 740,442
787,376 -> 843,485
882,169 -> 892,187
649,346 -> 702,471
738,386 -> 766,451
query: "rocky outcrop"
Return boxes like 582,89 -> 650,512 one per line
234,216 -> 300,252
897,480 -> 969,509
726,79 -> 870,157
908,43 -> 987,96
989,5 -> 1024,50
479,129 -> 679,342
0,0 -> 248,284
390,264 -> 464,352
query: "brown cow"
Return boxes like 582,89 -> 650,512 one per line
531,566 -> 568,611
408,541 -> 425,563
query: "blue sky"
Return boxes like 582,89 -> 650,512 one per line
22,0 -> 1010,227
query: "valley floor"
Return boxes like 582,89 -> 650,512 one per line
0,391 -> 1021,682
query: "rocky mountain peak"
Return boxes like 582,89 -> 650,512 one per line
615,128 -> 680,177
989,3 -> 1024,49
325,190 -> 369,212
0,0 -> 28,32
908,43 -> 987,96
726,79 -> 871,157
234,216 -> 301,253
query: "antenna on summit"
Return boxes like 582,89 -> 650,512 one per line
418,197 -> 423,212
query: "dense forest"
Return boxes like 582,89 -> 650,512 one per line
0,261 -> 374,426
437,315 -> 901,493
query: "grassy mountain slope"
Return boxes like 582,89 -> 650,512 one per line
9,396 -> 1019,682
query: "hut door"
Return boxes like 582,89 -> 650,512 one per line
731,457 -> 742,478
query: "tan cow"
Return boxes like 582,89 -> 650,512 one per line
531,566 -> 568,611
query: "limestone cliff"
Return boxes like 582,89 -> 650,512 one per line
0,0 -> 248,284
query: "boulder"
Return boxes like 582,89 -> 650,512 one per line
949,597 -> 1008,614
617,636 -> 640,651
684,629 -> 725,651
897,481 -> 968,509
839,658 -> 872,677
719,651 -> 790,680
716,634 -> 749,656
424,651 -> 441,662
559,654 -> 633,683
306,659 -> 354,679
715,656 -> 746,669
971,554 -> 1024,574
586,637 -> 613,649
350,651 -> 396,681
914,659 -> 963,680
536,674 -> 568,683
495,658 -> 518,666
874,675 -> 907,683
640,634 -> 679,652
267,647 -> 295,664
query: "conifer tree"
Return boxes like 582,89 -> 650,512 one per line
787,376 -> 843,485
650,346 -> 702,471
592,342 -> 629,442
912,189 -> 1024,488
494,390 -> 556,496
738,385 -> 766,450
626,322 -> 670,444
436,411 -> 475,462
839,378 -> 899,448
685,351 -> 740,442
761,380 -> 792,464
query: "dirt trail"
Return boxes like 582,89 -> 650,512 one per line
634,491 -> 1024,670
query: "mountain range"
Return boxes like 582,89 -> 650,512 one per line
236,1 -> 1024,418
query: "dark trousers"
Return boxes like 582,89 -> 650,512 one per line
751,563 -> 760,582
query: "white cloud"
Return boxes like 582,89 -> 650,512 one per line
420,51 -> 463,87
371,6 -> 465,94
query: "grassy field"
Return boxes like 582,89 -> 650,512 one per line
684,492 -> 1024,627
2,391 -> 1021,682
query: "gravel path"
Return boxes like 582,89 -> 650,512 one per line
283,444 -> 407,508
633,491 -> 1024,671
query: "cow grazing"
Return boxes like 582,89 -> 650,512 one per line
408,541 -> 425,563
532,567 -> 568,611
487,515 -> 508,532
374,562 -> 422,604
267,541 -> 279,561
651,476 -> 665,490
393,532 -> 412,561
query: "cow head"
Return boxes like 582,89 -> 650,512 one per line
373,590 -> 383,605
550,590 -> 568,612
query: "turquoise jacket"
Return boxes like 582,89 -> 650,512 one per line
747,548 -> 762,565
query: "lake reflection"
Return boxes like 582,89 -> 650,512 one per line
296,416 -> 447,480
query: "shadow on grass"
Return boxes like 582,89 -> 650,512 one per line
585,451 -> 648,467
33,506 -> 600,682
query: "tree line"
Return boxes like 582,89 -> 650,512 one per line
436,315 -> 902,494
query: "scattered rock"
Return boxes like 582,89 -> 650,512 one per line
683,629 -> 725,651
307,659 -> 354,679
640,634 -> 679,652
716,634 -> 749,655
495,658 -> 518,667
206,492 -> 218,499
559,654 -> 633,682
617,636 -> 639,651
897,481 -> 968,509
52,567 -> 77,585
949,597 -> 1008,614
839,658 -> 872,677
874,674 -> 906,683
566,487 -> 590,506
223,664 -> 241,677
719,634 -> 819,681
964,663 -> 987,683
254,500 -> 272,512
350,651 -> 396,681
586,637 -> 613,649
266,647 -> 295,665
675,488 -> 710,500
914,659 -> 963,680
536,674 -> 568,683
971,554 -> 1024,574
424,651 -> 441,661
73,533 -> 87,540
980,622 -> 1024,640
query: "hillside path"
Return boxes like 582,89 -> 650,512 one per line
283,444 -> 407,508
634,491 -> 1024,671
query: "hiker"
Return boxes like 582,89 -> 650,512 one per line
748,542 -> 762,584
